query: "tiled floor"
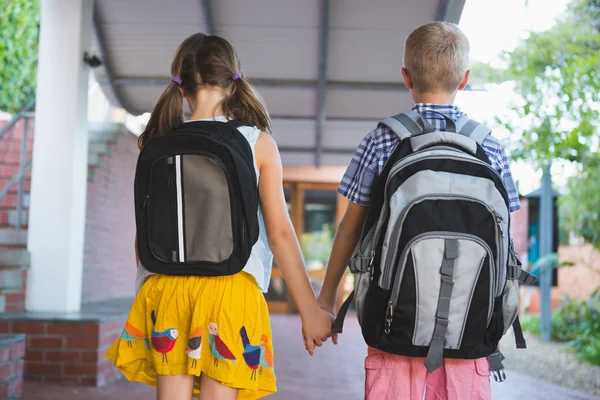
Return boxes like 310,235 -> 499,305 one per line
22,315 -> 600,400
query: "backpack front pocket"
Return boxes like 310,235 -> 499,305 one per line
384,232 -> 494,350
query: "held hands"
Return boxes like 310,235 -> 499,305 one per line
301,307 -> 336,356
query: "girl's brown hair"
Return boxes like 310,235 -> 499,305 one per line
138,33 -> 272,149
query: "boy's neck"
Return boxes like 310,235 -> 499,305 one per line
411,90 -> 457,106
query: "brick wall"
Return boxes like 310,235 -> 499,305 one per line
0,334 -> 25,399
82,133 -> 139,304
0,318 -> 124,387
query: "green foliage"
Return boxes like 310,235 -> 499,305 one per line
559,153 -> 600,248
299,224 -> 334,266
469,61 -> 511,86
0,0 -> 40,114
522,289 -> 600,365
496,0 -> 600,166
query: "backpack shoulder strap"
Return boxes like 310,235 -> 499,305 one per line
457,117 -> 492,145
378,110 -> 433,139
226,120 -> 253,129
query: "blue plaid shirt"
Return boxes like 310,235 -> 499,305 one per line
338,104 -> 521,212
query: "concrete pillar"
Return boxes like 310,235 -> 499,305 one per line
26,0 -> 93,313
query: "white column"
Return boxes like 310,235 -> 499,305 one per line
26,0 -> 93,313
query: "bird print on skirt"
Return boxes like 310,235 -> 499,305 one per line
259,334 -> 274,375
186,326 -> 202,369
120,321 -> 150,350
208,322 -> 236,367
240,326 -> 262,380
150,310 -> 179,363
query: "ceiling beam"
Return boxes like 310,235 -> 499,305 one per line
92,7 -> 140,115
97,77 -> 409,92
200,0 -> 215,35
437,0 -> 467,23
315,0 -> 331,167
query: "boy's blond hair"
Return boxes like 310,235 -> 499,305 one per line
403,22 -> 470,93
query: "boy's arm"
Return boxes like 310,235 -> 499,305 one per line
318,202 -> 367,314
497,143 -> 521,213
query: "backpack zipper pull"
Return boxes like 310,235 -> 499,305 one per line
492,209 -> 505,238
384,298 -> 393,334
143,195 -> 149,209
368,250 -> 375,281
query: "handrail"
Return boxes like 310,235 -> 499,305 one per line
0,101 -> 35,140
0,159 -> 33,200
0,101 -> 36,229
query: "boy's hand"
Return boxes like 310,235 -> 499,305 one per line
318,301 -> 339,345
301,307 -> 335,356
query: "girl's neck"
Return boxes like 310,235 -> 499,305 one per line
187,86 -> 227,120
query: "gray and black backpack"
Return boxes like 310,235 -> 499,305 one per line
134,120 -> 259,277
334,110 -> 536,380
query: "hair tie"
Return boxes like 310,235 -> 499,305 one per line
172,76 -> 182,85
231,72 -> 242,81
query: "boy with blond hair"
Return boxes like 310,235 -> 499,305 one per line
318,22 -> 523,400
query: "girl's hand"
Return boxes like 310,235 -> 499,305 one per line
301,307 -> 334,356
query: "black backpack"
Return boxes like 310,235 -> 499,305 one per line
134,120 -> 260,276
334,111 -> 536,379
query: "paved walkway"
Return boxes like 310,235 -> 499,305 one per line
23,315 -> 600,400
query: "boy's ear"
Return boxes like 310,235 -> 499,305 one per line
401,68 -> 414,90
458,70 -> 471,91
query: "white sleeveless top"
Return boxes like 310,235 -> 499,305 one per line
135,117 -> 273,293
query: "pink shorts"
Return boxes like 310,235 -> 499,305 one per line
365,347 -> 491,400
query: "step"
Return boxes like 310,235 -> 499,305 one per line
0,228 -> 27,246
0,267 -> 26,291
0,248 -> 29,268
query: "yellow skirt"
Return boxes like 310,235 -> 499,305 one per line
105,272 -> 277,399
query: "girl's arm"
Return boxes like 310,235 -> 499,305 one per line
255,132 -> 333,355
135,233 -> 139,266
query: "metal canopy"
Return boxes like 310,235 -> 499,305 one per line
92,0 -> 466,166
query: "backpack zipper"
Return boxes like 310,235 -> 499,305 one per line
380,194 -> 506,297
372,147 -> 508,278
372,147 -> 468,255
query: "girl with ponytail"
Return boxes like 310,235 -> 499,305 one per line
106,33 -> 334,399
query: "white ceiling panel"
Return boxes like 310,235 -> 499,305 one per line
272,119 -> 317,147
119,86 -> 165,113
327,29 -> 411,81
330,0 -> 435,30
256,88 -> 316,118
97,0 -> 203,25
214,0 -> 319,27
326,89 -> 414,119
323,120 -> 379,149
102,24 -> 200,77
219,26 -> 319,80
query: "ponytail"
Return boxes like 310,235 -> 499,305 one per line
223,77 -> 273,134
137,81 -> 183,149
